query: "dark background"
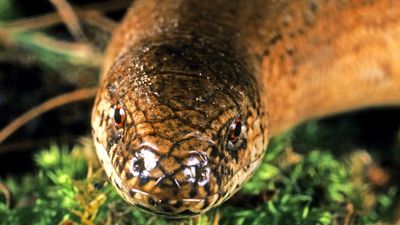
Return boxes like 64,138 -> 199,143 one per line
0,0 -> 128,176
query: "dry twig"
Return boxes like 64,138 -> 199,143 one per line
0,0 -> 129,33
0,87 -> 98,144
0,183 -> 12,208
49,0 -> 87,41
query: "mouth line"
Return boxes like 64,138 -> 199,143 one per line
135,204 -> 201,218
126,186 -> 220,203
122,184 -> 220,215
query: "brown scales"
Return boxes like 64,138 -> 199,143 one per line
92,0 -> 400,216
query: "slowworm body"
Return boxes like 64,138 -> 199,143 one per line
91,0 -> 400,216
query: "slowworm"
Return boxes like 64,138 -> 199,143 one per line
91,0 -> 400,216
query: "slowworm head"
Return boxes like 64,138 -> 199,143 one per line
91,38 -> 269,216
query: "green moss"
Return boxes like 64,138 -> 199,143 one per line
0,128 -> 398,225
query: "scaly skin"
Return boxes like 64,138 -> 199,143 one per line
91,0 -> 400,217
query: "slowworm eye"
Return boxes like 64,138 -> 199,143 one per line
227,118 -> 247,153
110,105 -> 125,128
228,118 -> 242,144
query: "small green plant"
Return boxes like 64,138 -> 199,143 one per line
0,128 -> 398,225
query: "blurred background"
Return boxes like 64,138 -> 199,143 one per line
0,0 -> 128,176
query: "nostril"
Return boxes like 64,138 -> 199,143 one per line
198,167 -> 210,186
131,158 -> 143,174
130,148 -> 158,178
183,165 -> 210,186
183,152 -> 210,186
